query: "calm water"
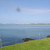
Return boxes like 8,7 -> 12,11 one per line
0,24 -> 50,46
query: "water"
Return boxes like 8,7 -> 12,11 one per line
0,24 -> 50,46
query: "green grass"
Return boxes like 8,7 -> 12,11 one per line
0,38 -> 50,50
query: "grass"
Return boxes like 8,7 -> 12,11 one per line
0,38 -> 50,50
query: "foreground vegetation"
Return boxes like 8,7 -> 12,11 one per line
0,38 -> 50,50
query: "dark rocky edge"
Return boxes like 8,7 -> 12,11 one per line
22,38 -> 35,42
47,35 -> 50,38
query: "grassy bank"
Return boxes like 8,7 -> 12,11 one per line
0,38 -> 50,50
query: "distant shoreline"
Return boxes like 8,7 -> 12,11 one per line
0,24 -> 50,25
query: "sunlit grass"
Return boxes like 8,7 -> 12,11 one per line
0,38 -> 50,50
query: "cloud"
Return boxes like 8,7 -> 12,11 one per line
20,8 -> 50,14
0,6 -> 50,14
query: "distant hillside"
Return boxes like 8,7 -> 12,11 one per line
0,38 -> 50,50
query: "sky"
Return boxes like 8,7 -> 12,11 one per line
0,0 -> 50,24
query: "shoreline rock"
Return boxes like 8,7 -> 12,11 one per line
47,35 -> 50,38
22,38 -> 35,42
